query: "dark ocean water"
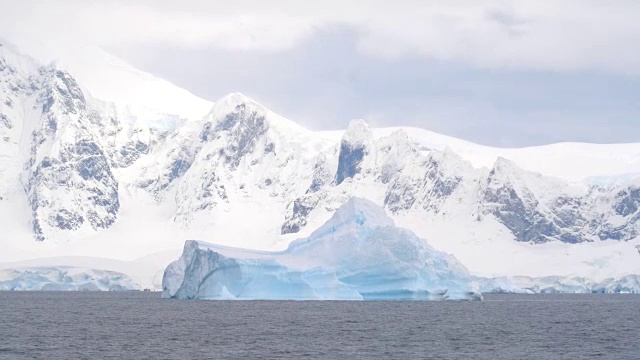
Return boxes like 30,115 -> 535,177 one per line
0,292 -> 638,360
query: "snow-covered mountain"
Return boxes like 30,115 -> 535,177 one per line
1,41 -> 639,287
1,37 -> 213,121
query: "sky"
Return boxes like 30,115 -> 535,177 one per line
2,0 -> 640,147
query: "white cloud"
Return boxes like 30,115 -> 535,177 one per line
0,0 -> 320,51
3,0 -> 640,74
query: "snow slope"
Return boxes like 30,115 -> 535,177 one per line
163,198 -> 482,300
0,40 -> 639,291
2,37 -> 212,121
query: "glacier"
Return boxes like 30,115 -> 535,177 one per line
476,275 -> 640,294
0,267 -> 141,291
163,198 -> 482,301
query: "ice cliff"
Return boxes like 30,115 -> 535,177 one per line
476,275 -> 640,294
0,267 -> 140,291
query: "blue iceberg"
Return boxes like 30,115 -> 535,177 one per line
163,198 -> 482,300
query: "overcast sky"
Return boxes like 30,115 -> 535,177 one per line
2,0 -> 640,146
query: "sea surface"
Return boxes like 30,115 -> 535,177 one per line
0,292 -> 638,359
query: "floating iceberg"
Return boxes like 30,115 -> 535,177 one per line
0,267 -> 141,291
163,198 -> 482,300
476,275 -> 640,294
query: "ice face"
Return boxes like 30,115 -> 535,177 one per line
163,198 -> 482,301
476,275 -> 640,294
0,267 -> 140,291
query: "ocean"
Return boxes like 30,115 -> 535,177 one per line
0,292 -> 638,359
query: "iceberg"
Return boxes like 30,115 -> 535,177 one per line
163,198 -> 482,300
0,267 -> 141,291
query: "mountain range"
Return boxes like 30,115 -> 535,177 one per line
1,40 -> 639,286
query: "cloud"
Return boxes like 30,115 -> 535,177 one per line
0,0 -> 319,51
3,0 -> 640,74
115,28 -> 640,147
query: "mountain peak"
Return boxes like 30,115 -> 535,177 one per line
342,119 -> 373,146
205,92 -> 313,137
335,120 -> 373,184
491,156 -> 522,175
428,146 -> 474,173
0,41 -> 40,76
211,92 -> 264,116
200,92 -> 269,138
214,91 -> 252,102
